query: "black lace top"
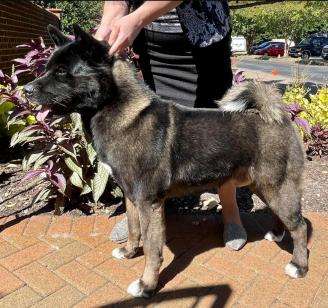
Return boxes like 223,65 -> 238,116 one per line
128,0 -> 231,47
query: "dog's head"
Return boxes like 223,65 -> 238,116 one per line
24,25 -> 115,115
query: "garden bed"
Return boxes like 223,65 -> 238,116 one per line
1,144 -> 327,219
0,143 -> 121,218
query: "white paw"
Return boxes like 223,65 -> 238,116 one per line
264,230 -> 285,242
285,262 -> 300,278
112,247 -> 126,260
127,279 -> 145,297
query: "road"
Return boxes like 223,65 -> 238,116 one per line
236,58 -> 328,84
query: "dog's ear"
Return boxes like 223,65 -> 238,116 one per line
47,25 -> 71,47
73,24 -> 110,60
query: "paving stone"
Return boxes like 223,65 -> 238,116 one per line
0,286 -> 42,307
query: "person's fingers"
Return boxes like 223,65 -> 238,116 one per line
94,26 -> 111,41
108,25 -> 119,47
108,35 -> 127,56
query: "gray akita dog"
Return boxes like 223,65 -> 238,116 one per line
24,25 -> 308,297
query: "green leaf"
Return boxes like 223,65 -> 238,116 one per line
32,188 -> 52,204
64,157 -> 83,179
23,151 -> 43,171
81,183 -> 92,195
0,101 -> 15,113
70,172 -> 84,189
70,112 -> 83,132
86,143 -> 97,165
111,186 -> 123,199
34,153 -> 55,169
54,193 -> 66,216
92,161 -> 110,202
7,117 -> 26,127
58,144 -> 76,159
21,136 -> 45,145
10,129 -> 37,147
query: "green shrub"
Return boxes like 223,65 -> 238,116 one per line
283,82 -> 328,157
308,88 -> 328,128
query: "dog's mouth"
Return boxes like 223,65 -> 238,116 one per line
29,97 -> 69,115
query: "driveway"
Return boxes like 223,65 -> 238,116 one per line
236,58 -> 328,84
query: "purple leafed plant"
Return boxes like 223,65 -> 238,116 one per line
0,69 -> 36,130
13,37 -> 54,77
0,70 -> 18,88
232,70 -> 246,85
284,103 -> 310,134
22,160 -> 66,194
306,124 -> 328,157
1,37 -> 120,216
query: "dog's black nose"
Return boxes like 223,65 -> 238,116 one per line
23,83 -> 34,96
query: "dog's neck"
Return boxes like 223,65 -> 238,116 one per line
83,59 -> 155,137
103,59 -> 154,128
111,59 -> 153,102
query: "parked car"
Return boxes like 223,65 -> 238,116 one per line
249,41 -> 271,54
288,33 -> 328,59
322,45 -> 328,60
254,42 -> 286,57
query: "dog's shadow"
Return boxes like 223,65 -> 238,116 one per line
157,210 -> 313,291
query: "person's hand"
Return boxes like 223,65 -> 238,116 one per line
108,13 -> 143,56
94,15 -> 123,42
94,1 -> 128,42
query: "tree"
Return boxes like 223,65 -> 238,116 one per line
232,1 -> 328,52
232,7 -> 271,50
31,0 -> 103,34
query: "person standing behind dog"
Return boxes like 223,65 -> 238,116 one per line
95,0 -> 247,250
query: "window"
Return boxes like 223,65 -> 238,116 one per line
312,38 -> 322,46
300,37 -> 311,45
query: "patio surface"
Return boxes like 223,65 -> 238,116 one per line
0,211 -> 327,307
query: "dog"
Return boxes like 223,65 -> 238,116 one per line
24,25 -> 308,298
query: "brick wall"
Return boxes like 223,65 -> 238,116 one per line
0,1 -> 60,78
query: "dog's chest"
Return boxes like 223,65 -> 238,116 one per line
90,119 -> 129,184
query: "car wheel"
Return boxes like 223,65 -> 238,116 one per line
301,52 -> 310,60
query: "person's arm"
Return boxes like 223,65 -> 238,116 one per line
94,1 -> 129,41
108,1 -> 183,56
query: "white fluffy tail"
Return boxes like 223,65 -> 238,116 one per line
218,81 -> 285,124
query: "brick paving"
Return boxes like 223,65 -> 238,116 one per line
0,211 -> 327,307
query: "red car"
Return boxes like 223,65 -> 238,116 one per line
254,42 -> 286,56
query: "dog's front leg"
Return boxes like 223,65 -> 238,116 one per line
127,201 -> 165,298
112,197 -> 141,259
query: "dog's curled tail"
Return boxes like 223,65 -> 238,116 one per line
218,81 -> 285,124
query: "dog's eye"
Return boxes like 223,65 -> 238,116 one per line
56,67 -> 67,76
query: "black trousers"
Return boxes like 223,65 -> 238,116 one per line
133,29 -> 233,108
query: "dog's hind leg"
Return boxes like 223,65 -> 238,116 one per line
264,213 -> 285,242
112,197 -> 141,259
260,182 -> 308,278
250,187 -> 285,242
127,200 -> 165,298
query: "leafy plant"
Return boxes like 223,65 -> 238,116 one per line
14,37 -> 53,77
232,2 -> 328,48
3,37 -> 121,215
283,82 -> 328,157
0,70 -> 25,137
232,70 -> 246,85
284,84 -> 328,129
13,109 -> 112,214
284,103 -> 310,134
308,88 -> 328,128
306,124 -> 328,157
